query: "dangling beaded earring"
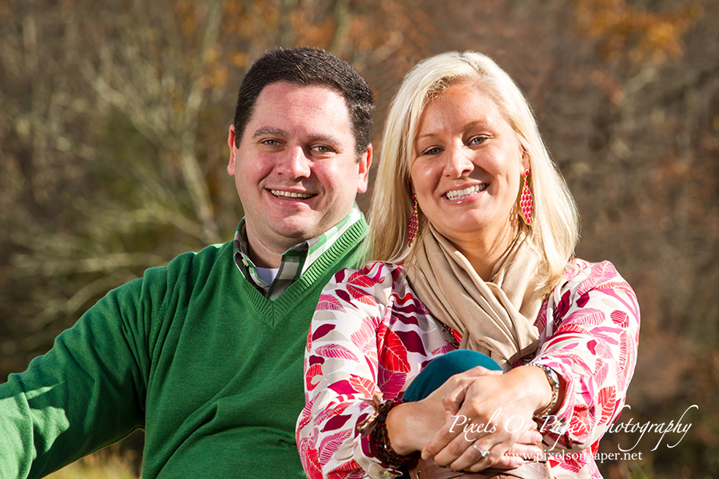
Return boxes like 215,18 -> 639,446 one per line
407,195 -> 419,247
519,169 -> 533,226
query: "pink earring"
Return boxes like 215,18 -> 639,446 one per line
520,169 -> 533,226
407,195 -> 418,247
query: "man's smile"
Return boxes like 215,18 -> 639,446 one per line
270,189 -> 316,199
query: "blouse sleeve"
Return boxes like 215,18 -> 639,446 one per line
530,260 -> 640,454
296,262 -> 404,479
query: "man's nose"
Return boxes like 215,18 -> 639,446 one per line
276,146 -> 311,179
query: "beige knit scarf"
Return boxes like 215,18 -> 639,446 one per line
404,224 -> 544,370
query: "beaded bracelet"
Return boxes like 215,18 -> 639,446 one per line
356,394 -> 411,468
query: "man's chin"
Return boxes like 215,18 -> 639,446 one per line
272,220 -> 322,243
269,210 -> 345,243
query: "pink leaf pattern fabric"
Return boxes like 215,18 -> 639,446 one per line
349,375 -> 376,399
306,362 -> 324,392
297,260 -> 640,479
378,328 -> 411,373
315,344 -> 360,362
318,294 -> 346,313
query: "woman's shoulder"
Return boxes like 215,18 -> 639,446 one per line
554,258 -> 637,311
329,261 -> 408,288
562,258 -> 632,290
320,261 -> 413,310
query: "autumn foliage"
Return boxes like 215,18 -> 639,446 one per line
1,0 -> 717,477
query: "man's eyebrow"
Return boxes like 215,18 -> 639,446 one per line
252,127 -> 289,139
251,128 -> 345,149
306,133 -> 342,146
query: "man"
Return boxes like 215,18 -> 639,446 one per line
0,47 -> 373,478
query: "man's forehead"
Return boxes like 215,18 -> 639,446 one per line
243,82 -> 354,139
259,80 -> 345,102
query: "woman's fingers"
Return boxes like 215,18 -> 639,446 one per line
420,367 -> 500,458
431,433 -> 543,472
504,442 -> 544,463
484,452 -> 525,470
464,440 -> 543,471
444,434 -> 507,472
423,365 -> 552,472
422,367 -> 538,468
420,405 -> 470,459
423,399 -> 503,464
441,366 -> 501,415
515,425 -> 542,445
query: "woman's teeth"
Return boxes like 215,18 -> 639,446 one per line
445,184 -> 486,200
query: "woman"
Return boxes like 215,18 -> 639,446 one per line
297,51 -> 640,479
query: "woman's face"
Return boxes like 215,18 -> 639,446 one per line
410,81 -> 527,252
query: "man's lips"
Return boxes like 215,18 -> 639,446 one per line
269,189 -> 316,199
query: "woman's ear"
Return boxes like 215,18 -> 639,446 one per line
520,145 -> 530,171
408,177 -> 417,197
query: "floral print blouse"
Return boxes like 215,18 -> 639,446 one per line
296,259 -> 640,479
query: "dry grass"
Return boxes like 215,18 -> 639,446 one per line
46,450 -> 138,479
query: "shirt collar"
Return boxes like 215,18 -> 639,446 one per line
233,204 -> 363,300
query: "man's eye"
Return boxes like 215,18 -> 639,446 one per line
313,145 -> 333,153
262,139 -> 281,147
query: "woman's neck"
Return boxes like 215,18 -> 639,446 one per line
454,223 -> 519,281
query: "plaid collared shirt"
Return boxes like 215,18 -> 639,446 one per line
233,204 -> 364,301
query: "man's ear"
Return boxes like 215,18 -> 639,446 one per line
227,125 -> 237,176
356,144 -> 372,194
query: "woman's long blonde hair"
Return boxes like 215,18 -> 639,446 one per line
368,51 -> 579,290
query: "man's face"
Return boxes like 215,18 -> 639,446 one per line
228,82 -> 371,266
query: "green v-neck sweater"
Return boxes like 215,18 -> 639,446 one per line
0,219 -> 368,478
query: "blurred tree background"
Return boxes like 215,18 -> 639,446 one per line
1,0 -> 717,477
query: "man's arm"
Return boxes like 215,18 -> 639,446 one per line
0,268 -> 166,478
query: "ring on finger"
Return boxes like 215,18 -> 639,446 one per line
471,443 -> 490,458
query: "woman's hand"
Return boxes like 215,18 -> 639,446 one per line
492,424 -> 544,469
386,366 -> 496,455
421,365 -> 553,471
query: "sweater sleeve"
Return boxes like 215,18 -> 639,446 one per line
0,259 -> 177,478
530,260 -> 640,456
297,262 -> 407,479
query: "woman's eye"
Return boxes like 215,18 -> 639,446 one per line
422,147 -> 442,156
468,136 -> 487,146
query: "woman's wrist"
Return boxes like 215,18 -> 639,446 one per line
385,402 -> 421,455
531,364 -> 561,419
386,398 -> 446,455
504,365 -> 555,416
358,397 -> 412,467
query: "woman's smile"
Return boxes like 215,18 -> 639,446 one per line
443,183 -> 488,201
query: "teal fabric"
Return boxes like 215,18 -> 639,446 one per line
402,350 -> 502,402
0,218 -> 368,479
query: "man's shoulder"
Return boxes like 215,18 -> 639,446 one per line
137,240 -> 235,288
165,240 -> 234,268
